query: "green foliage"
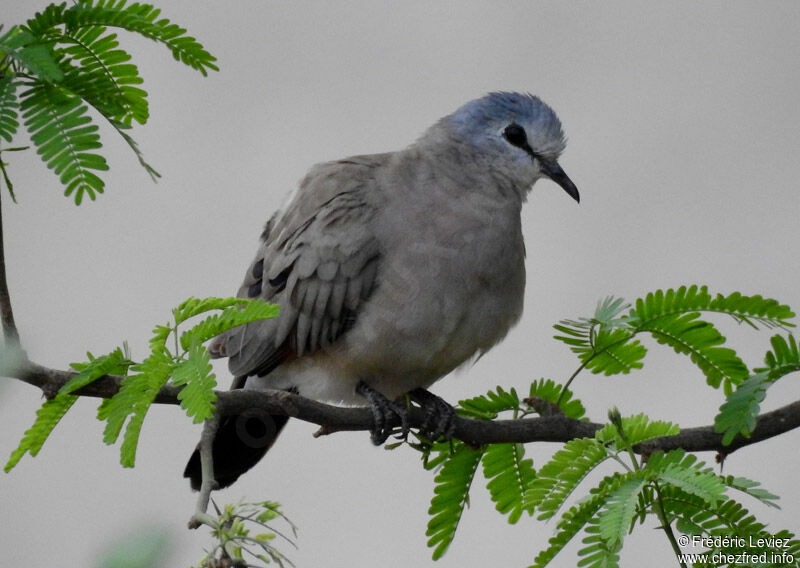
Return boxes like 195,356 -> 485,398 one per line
193,501 -> 297,568
714,334 -> 800,445
596,476 -> 646,548
525,437 -> 609,520
531,473 -> 629,568
426,441 -> 484,560
177,297 -> 280,351
0,0 -> 217,202
482,443 -> 536,523
4,393 -> 77,471
553,296 -> 647,376
4,348 -> 130,472
458,385 -> 522,419
6,296 -> 277,470
714,372 -> 771,446
594,413 -> 680,448
554,285 -> 794,392
527,378 -> 586,419
526,415 -> 793,567
0,74 -> 20,142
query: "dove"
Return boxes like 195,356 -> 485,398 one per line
185,92 -> 579,490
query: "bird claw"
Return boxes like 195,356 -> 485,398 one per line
410,388 -> 456,441
356,381 -> 409,445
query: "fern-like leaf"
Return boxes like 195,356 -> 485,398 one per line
172,340 -> 217,423
20,82 -> 108,203
56,25 -> 147,126
4,347 -> 131,472
4,394 -> 77,472
481,443 -> 536,523
0,74 -> 20,143
527,378 -> 586,420
0,26 -> 63,82
554,297 -> 646,377
644,450 -> 725,505
172,296 -> 257,324
596,476 -> 645,547
714,371 -> 771,446
458,386 -> 520,419
525,437 -> 609,520
760,333 -> 800,378
594,413 -> 680,449
426,442 -> 484,559
60,347 -> 130,395
179,299 -> 279,351
627,285 -> 796,390
636,311 -> 747,390
59,1 -> 219,76
578,520 -> 622,568
722,475 -> 780,508
97,341 -> 172,467
529,472 -> 629,568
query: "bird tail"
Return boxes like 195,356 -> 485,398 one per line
184,391 -> 289,491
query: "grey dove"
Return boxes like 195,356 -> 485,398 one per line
185,92 -> 579,490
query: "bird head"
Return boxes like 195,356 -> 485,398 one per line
442,92 -> 579,202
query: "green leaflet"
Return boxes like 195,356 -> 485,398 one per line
577,520 -> 622,568
714,334 -> 800,445
530,473 -> 629,568
761,333 -> 800,375
4,348 -> 130,472
722,475 -> 780,509
100,347 -> 172,467
0,26 -> 63,81
528,378 -> 586,419
1,0 -> 217,202
60,346 -> 130,395
596,476 -> 646,548
714,372 -> 771,445
525,437 -> 609,520
4,394 -> 77,472
643,450 -> 725,505
172,340 -> 217,423
426,442 -> 484,560
556,285 -> 794,394
57,25 -> 148,127
594,413 -> 680,448
0,75 -> 20,143
458,385 -> 520,419
179,299 -> 280,350
481,443 -> 536,523
20,82 -> 108,203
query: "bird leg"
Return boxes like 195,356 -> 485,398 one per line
356,381 -> 409,445
409,388 -> 457,441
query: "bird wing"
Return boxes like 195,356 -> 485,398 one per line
213,154 -> 389,378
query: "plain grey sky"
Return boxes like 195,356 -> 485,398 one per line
2,2 -> 799,567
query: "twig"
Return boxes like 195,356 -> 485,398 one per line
0,188 -> 21,347
9,359 -> 800,457
188,412 -> 220,529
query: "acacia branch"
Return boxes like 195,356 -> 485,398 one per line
0,189 -> 20,346
12,360 -> 800,455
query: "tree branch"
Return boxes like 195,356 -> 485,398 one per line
0,189 -> 20,346
10,360 -> 800,455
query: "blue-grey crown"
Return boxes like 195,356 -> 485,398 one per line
447,92 -> 565,152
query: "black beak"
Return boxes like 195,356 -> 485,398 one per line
540,160 -> 580,203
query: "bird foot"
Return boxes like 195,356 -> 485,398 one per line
356,381 -> 409,445
410,388 -> 456,441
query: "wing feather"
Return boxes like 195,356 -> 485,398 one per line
216,155 -> 389,378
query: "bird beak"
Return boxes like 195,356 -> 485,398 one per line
540,160 -> 580,203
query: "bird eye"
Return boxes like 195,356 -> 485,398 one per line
502,123 -> 528,148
